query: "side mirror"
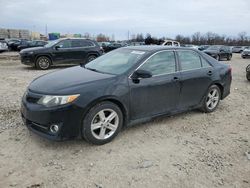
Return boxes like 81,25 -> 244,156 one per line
55,45 -> 61,50
132,69 -> 152,79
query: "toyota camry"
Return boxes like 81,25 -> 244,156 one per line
21,46 -> 232,145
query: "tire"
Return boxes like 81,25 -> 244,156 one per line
36,56 -> 51,70
87,55 -> 97,63
82,101 -> 123,145
201,85 -> 221,113
247,73 -> 250,81
227,54 -> 232,61
216,55 -> 220,61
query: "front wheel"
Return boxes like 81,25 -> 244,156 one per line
247,73 -> 250,81
82,101 -> 123,145
36,56 -> 51,70
201,85 -> 221,113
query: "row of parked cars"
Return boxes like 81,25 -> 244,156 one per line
0,38 -> 48,51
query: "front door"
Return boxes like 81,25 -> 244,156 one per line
129,50 -> 181,120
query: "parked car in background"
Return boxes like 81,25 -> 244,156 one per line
198,45 -> 210,51
21,46 -> 232,144
19,38 -> 102,70
0,40 -> 8,52
246,64 -> 250,81
103,43 -> 124,53
8,39 -> 29,51
17,40 -> 48,51
161,40 -> 180,46
241,47 -> 250,58
184,44 -> 199,50
232,46 -> 245,53
203,45 -> 232,61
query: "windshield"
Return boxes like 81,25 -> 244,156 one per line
207,46 -> 221,50
85,48 -> 147,75
45,40 -> 59,48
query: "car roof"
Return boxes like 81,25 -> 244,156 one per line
124,45 -> 197,52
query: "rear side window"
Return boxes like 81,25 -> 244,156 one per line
178,51 -> 202,71
139,51 -> 176,76
81,40 -> 95,47
201,57 -> 211,68
71,40 -> 82,48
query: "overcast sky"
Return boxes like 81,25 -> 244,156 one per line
0,0 -> 250,40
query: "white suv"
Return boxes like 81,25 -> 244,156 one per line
161,40 -> 180,47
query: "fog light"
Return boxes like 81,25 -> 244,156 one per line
50,124 -> 59,133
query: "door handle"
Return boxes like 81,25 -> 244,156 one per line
207,71 -> 213,76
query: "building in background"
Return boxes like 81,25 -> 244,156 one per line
0,28 -> 30,39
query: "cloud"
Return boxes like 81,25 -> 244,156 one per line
0,0 -> 250,39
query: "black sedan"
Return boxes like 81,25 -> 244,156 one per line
21,46 -> 232,145
17,40 -> 48,51
203,45 -> 232,61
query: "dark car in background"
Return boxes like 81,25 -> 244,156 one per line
8,39 -> 29,51
17,40 -> 48,51
19,38 -> 102,70
103,43 -> 124,53
198,45 -> 210,51
203,45 -> 232,61
21,46 -> 232,144
246,64 -> 250,81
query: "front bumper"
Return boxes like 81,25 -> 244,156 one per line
20,53 -> 36,65
21,90 -> 84,141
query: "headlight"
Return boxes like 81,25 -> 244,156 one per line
37,94 -> 80,107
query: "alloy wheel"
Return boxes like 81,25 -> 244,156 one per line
38,57 -> 50,69
91,109 -> 119,140
206,88 -> 219,110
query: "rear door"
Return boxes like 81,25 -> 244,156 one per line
177,50 -> 213,109
129,50 -> 181,120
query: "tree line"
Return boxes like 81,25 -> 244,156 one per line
132,32 -> 250,46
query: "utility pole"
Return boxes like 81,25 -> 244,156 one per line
45,24 -> 47,38
127,30 -> 130,41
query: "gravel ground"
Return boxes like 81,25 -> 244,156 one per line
0,52 -> 249,188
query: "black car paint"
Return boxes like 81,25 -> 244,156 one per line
203,46 -> 232,60
17,40 -> 48,51
19,38 -> 102,66
21,46 -> 231,140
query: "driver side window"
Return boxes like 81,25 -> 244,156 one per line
139,51 -> 176,76
57,40 -> 71,48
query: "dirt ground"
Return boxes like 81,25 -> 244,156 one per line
0,52 -> 249,188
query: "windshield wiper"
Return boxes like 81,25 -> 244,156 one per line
82,65 -> 99,72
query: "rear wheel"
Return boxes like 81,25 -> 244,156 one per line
36,56 -> 51,70
87,55 -> 97,63
227,54 -> 232,61
201,85 -> 221,113
82,101 -> 123,145
247,73 -> 250,81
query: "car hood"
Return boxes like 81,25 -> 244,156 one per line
20,46 -> 46,53
29,66 -> 116,94
203,49 -> 218,53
